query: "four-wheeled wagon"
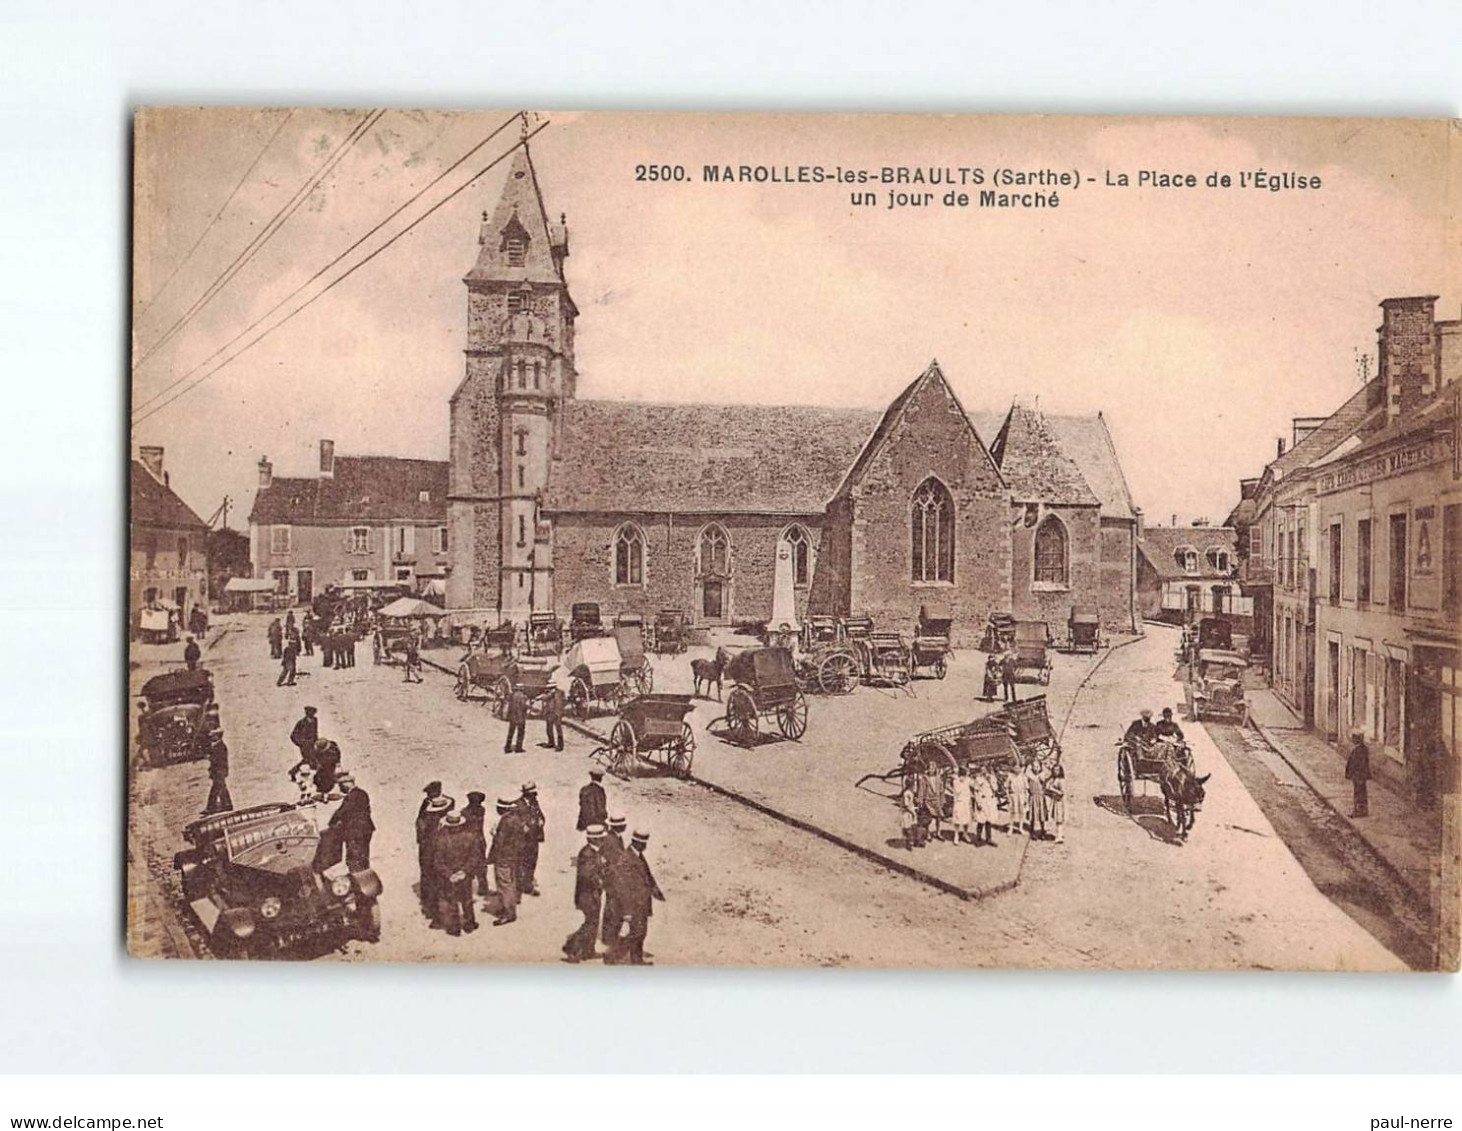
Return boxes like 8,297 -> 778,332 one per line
714,646 -> 808,746
1010,619 -> 1053,684
1062,605 -> 1101,654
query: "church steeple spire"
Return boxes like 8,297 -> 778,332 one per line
466,144 -> 569,288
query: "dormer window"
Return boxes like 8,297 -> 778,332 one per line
506,236 -> 525,266
1205,547 -> 1230,573
1174,546 -> 1198,574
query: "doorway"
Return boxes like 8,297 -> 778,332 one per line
296,569 -> 313,606
695,524 -> 731,625
1326,640 -> 1341,741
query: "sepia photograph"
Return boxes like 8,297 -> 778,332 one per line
126,107 -> 1460,972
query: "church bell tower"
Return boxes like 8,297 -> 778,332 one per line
446,141 -> 576,618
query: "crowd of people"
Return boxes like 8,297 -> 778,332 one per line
901,752 -> 1066,850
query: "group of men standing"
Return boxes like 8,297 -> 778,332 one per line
415,778 -> 546,935
564,770 -> 665,965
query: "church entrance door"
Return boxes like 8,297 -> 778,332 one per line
702,579 -> 725,621
695,524 -> 731,626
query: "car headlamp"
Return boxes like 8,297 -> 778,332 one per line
330,876 -> 353,898
259,896 -> 283,919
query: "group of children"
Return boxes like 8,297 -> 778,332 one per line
901,752 -> 1066,851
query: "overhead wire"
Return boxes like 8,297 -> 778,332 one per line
132,117 -> 549,426
133,108 -> 384,370
132,110 -> 523,418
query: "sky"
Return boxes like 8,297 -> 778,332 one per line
130,109 -> 1459,529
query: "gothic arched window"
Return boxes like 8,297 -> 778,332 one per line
1034,514 -> 1069,585
698,524 -> 730,576
911,478 -> 954,583
614,524 -> 645,586
783,524 -> 811,586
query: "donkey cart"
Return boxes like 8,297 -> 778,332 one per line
601,694 -> 698,779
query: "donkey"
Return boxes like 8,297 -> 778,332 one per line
1159,758 -> 1210,840
691,646 -> 731,701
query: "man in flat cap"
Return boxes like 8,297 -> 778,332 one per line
504,684 -> 529,753
609,830 -> 665,965
518,783 -> 546,897
417,790 -> 453,925
487,796 -> 524,925
542,671 -> 566,751
328,771 -> 374,870
564,824 -> 608,963
203,738 -> 232,816
576,769 -> 607,832
433,810 -> 480,936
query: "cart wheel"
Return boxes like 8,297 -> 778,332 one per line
1118,748 -> 1134,812
569,676 -> 592,720
635,665 -> 654,695
670,722 -> 695,778
455,665 -> 471,701
608,720 -> 637,778
726,687 -> 758,746
777,689 -> 809,740
818,652 -> 858,695
492,676 -> 512,719
934,656 -> 948,680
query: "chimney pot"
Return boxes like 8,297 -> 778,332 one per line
258,456 -> 273,490
1277,437 -> 1286,458
320,440 -> 335,478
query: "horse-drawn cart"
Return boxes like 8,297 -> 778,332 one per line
911,604 -> 953,679
794,615 -> 860,695
565,636 -> 629,719
454,642 -> 516,710
1116,734 -> 1207,837
601,694 -> 697,779
525,611 -> 564,657
569,602 -> 606,642
842,615 -> 912,687
651,609 -> 689,656
714,646 -> 808,746
1061,605 -> 1101,654
1010,620 -> 1053,684
613,623 -> 655,696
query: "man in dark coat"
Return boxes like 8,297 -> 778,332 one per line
461,791 -> 490,898
432,811 -> 480,936
542,682 -> 565,751
328,771 -> 375,870
289,707 -> 319,777
203,739 -> 232,815
599,815 -> 628,949
268,617 -> 283,659
1000,648 -> 1018,703
504,686 -> 528,753
312,738 -> 342,797
1345,732 -> 1371,818
277,637 -> 299,686
1124,709 -> 1158,748
346,629 -> 357,668
518,782 -> 546,896
563,824 -> 608,962
576,769 -> 607,831
183,635 -> 201,672
609,830 -> 665,965
486,796 -> 524,925
416,793 -> 454,925
300,611 -> 315,657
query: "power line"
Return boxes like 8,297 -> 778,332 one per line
133,110 -> 523,418
135,109 -> 296,321
133,108 -> 384,370
132,119 -> 550,426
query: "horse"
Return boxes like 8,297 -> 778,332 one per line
1159,757 -> 1210,840
692,646 -> 730,701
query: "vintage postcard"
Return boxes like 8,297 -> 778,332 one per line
127,109 -> 1460,970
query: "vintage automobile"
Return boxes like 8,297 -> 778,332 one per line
173,802 -> 382,959
1195,616 -> 1234,653
135,667 -> 224,767
1187,648 -> 1250,725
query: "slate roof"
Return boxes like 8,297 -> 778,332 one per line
249,457 -> 449,525
465,146 -> 567,290
971,410 -> 1135,520
1267,377 -> 1384,481
1138,526 -> 1238,581
541,399 -> 882,515
987,404 -> 1100,507
131,460 -> 207,530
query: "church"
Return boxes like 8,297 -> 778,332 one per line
446,146 -> 1140,646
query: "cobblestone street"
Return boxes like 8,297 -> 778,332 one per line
128,617 -> 1405,969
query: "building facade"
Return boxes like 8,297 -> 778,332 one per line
249,443 -> 450,604
130,447 -> 209,637
447,144 -> 1140,643
1311,296 -> 1461,801
1137,525 -> 1252,629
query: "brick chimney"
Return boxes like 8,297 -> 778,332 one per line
1379,295 -> 1439,421
258,456 -> 272,490
138,445 -> 164,483
319,439 -> 335,478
